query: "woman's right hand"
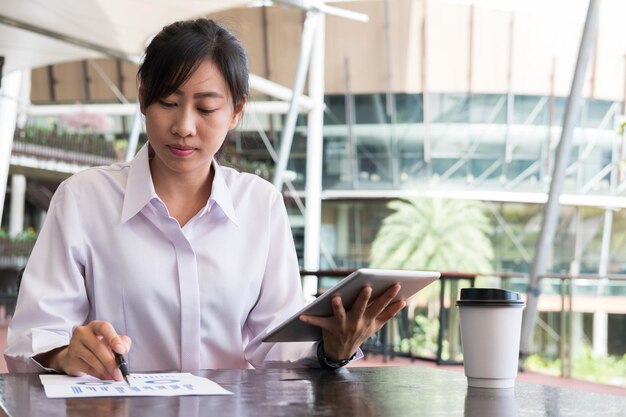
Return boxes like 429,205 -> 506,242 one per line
40,320 -> 132,381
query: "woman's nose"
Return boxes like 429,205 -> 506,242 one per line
171,108 -> 196,137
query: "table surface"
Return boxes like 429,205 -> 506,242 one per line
0,366 -> 625,417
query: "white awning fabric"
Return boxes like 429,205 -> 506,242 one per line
0,0 -> 251,73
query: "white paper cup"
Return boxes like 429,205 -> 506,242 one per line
457,288 -> 525,389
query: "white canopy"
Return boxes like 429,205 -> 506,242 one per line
0,0 -> 251,73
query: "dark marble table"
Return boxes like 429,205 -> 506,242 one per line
0,366 -> 624,417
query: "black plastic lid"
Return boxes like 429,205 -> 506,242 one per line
456,288 -> 525,307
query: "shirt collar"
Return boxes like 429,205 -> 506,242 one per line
121,144 -> 157,224
210,160 -> 239,227
120,144 -> 239,226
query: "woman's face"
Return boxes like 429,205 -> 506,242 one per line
141,59 -> 243,179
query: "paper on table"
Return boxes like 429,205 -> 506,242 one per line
40,373 -> 233,398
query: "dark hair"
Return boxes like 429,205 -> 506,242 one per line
138,18 -> 249,110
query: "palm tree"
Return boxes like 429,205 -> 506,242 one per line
369,197 -> 494,359
370,197 -> 493,272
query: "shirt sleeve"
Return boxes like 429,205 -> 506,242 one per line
241,191 -> 321,368
4,182 -> 89,373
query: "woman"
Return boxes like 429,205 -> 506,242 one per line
5,18 -> 404,380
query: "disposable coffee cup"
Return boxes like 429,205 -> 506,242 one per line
456,288 -> 525,389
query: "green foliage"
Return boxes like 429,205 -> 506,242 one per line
0,228 -> 38,258
369,197 -> 494,273
572,345 -> 626,386
114,138 -> 128,151
525,345 -> 626,387
0,228 -> 37,242
398,315 -> 444,358
524,353 -> 562,376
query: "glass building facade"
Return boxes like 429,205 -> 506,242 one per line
249,92 -> 626,278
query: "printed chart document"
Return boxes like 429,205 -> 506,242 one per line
40,373 -> 233,398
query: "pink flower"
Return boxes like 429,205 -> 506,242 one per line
60,107 -> 113,133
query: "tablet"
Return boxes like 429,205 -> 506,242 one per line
261,268 -> 440,343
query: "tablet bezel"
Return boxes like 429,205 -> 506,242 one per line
261,268 -> 440,343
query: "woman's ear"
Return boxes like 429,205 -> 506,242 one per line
229,96 -> 247,129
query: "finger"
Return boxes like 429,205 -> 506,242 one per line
90,321 -> 126,354
78,326 -> 120,379
349,286 -> 372,318
120,335 -> 132,352
376,300 -> 407,324
299,314 -> 335,330
331,295 -> 347,322
366,284 -> 401,317
66,341 -> 114,380
67,355 -> 122,381
72,357 -> 117,381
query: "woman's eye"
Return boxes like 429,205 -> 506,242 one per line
158,100 -> 176,108
198,108 -> 217,115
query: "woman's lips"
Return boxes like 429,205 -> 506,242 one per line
167,145 -> 195,157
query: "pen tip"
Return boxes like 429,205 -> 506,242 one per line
124,375 -> 131,386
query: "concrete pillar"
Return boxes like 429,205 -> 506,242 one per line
593,208 -> 612,357
0,70 -> 23,228
125,111 -> 143,161
336,203 -> 351,264
570,312 -> 584,358
8,174 -> 26,237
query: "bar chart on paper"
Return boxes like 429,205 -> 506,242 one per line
40,373 -> 233,398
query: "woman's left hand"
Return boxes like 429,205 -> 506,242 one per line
299,284 -> 406,361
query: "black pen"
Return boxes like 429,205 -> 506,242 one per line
114,352 -> 131,386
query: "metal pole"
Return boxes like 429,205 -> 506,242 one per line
422,0 -> 431,169
546,58 -> 556,181
383,0 -> 399,187
565,277 -> 575,378
559,278 -> 566,377
504,13 -> 515,180
344,57 -> 357,188
273,0 -> 368,22
272,11 -> 320,191
249,74 -> 314,111
302,12 -> 326,297
520,0 -> 601,358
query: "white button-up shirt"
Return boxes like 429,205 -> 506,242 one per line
5,144 -> 317,372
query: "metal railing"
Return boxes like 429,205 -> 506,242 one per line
0,239 -> 35,270
0,240 -> 34,320
12,127 -> 121,166
535,273 -> 626,378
